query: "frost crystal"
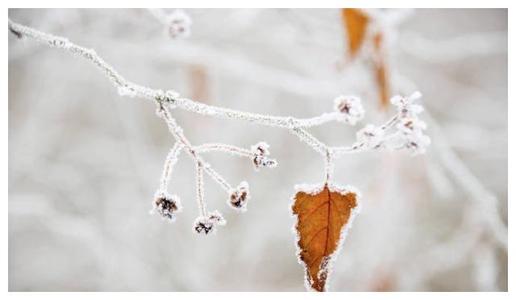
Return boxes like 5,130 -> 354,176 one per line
228,181 -> 250,211
167,9 -> 192,39
151,191 -> 181,221
356,124 -> 385,149
193,211 -> 226,234
333,95 -> 365,125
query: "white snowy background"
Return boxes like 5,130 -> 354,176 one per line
8,8 -> 507,291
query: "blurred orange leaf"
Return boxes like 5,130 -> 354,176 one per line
342,8 -> 369,58
373,33 -> 390,108
292,184 -> 359,292
342,8 -> 391,109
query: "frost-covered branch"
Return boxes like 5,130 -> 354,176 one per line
8,18 -> 430,234
7,19 -> 427,142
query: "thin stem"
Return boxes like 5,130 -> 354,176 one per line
324,148 -> 334,183
195,161 -> 208,218
158,103 -> 234,194
159,142 -> 184,192
289,126 -> 327,155
193,143 -> 254,158
203,163 -> 232,193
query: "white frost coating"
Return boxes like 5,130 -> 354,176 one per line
195,161 -> 208,218
117,85 -> 138,97
290,182 -> 361,292
158,142 -> 184,192
194,143 -> 254,157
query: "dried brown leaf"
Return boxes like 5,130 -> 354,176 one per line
292,184 -> 359,292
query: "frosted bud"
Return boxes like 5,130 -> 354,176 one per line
334,95 -> 365,125
151,191 -> 181,222
193,217 -> 214,234
356,124 -> 385,149
193,211 -> 226,235
167,9 -> 192,39
251,142 -> 277,169
228,181 -> 250,211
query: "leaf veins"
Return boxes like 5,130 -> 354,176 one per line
292,184 -> 359,292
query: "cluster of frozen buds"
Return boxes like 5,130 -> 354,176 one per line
351,91 -> 430,155
150,191 -> 182,222
166,9 -> 192,39
251,142 -> 278,170
334,95 -> 365,125
391,91 -> 431,155
193,211 -> 226,234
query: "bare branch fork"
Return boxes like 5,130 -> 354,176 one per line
8,19 -> 430,234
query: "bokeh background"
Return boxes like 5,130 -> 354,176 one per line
8,8 -> 508,291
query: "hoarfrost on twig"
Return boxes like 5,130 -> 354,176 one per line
8,18 -> 431,232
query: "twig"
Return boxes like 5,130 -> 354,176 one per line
8,19 -> 422,151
